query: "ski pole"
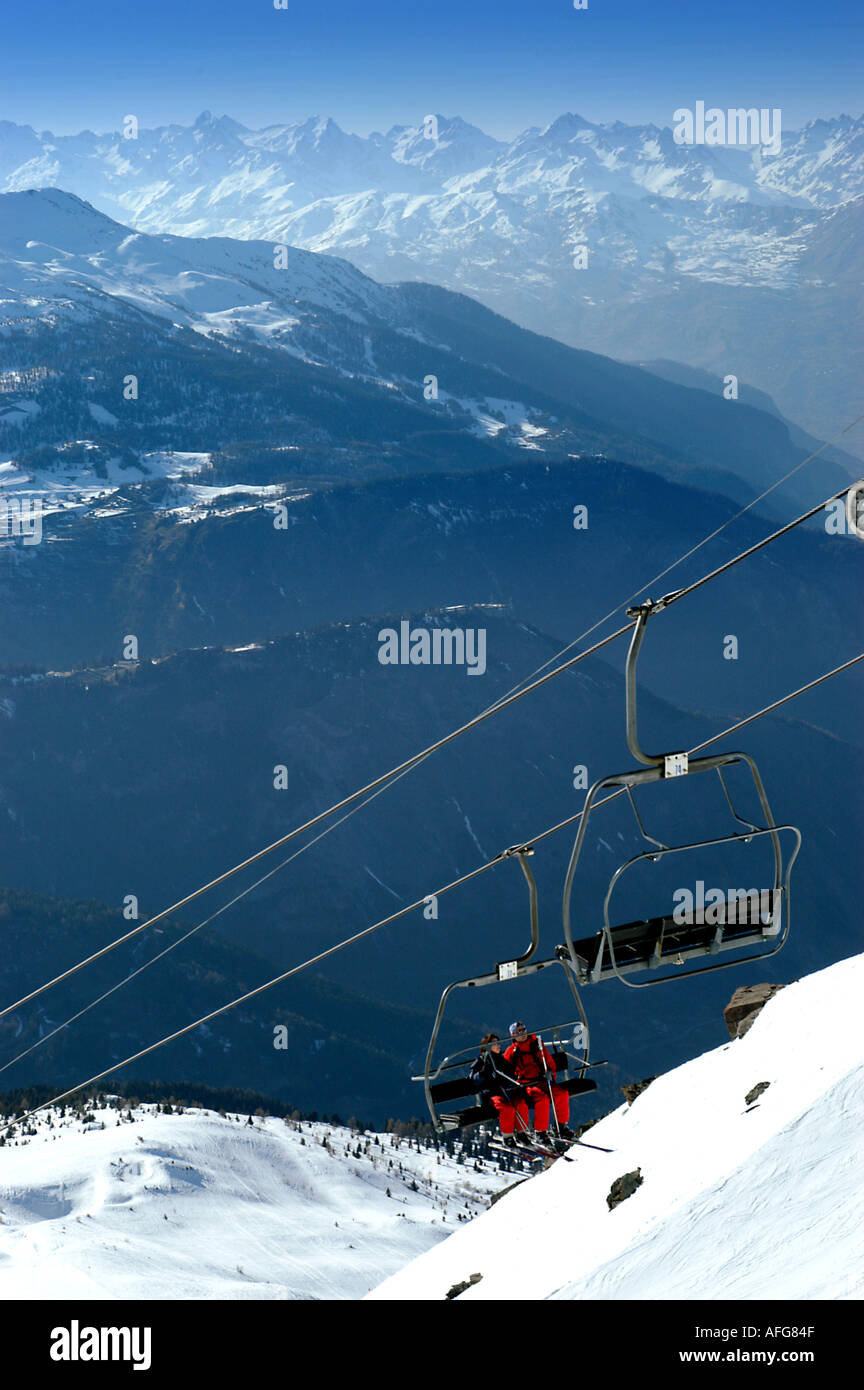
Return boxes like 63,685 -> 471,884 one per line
537,1034 -> 565,1143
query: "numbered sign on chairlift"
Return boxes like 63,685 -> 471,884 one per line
664,752 -> 688,778
572,1022 -> 587,1050
497,960 -> 518,981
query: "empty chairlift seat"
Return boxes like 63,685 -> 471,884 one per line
566,886 -> 786,985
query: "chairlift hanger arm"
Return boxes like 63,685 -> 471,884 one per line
624,598 -> 682,766
502,845 -> 540,968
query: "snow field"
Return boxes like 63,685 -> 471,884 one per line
0,1107 -> 510,1300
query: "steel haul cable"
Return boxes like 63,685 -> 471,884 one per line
2,645 -> 860,1139
0,761 -> 427,1073
483,411 -> 864,706
4,459 -> 862,1028
0,621 -> 630,1024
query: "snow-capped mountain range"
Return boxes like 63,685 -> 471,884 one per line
0,185 -> 397,341
3,185 -> 857,490
1,109 -> 861,439
2,110 -> 861,237
8,185 -> 858,540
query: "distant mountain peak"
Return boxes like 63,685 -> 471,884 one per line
193,110 -> 246,134
541,112 -> 595,137
5,186 -> 111,219
297,114 -> 342,134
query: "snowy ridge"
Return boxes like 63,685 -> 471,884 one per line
1,113 -> 860,315
369,953 -> 864,1300
0,188 -> 398,338
0,1107 -> 511,1300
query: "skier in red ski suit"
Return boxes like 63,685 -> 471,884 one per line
504,1020 -> 575,1143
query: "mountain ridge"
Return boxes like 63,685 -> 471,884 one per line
3,108 -> 860,440
1,188 -> 853,512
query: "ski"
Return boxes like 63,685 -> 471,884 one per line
488,1140 -> 543,1165
532,1128 -> 615,1156
567,1135 -> 614,1154
533,1139 -> 575,1162
489,1125 -> 614,1164
489,1135 -> 574,1163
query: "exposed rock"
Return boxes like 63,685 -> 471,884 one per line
724,983 -> 785,1039
745,1081 -> 771,1106
607,1168 -> 643,1210
446,1272 -> 483,1299
622,1076 -> 656,1105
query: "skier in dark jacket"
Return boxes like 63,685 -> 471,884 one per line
504,1020 -> 576,1146
469,1033 -> 530,1148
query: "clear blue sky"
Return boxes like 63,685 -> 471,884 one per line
3,0 -> 861,137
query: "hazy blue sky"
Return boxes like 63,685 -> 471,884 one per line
3,0 -> 861,136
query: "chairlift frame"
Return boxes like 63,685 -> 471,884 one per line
418,847 -> 594,1132
415,598 -> 802,1128
559,599 -> 802,988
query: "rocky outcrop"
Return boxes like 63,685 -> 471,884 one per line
745,1081 -> 771,1106
622,1076 -> 656,1105
607,1169 -> 643,1210
724,984 -> 785,1039
446,1272 -> 483,1299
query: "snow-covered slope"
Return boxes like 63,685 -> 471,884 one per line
0,187 -> 398,338
10,187 -> 852,522
0,1108 -> 510,1299
369,953 -> 864,1300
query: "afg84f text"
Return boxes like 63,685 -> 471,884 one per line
695,1326 -> 815,1339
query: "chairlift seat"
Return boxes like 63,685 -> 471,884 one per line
569,893 -> 784,983
438,1076 -> 598,1132
429,1049 -> 570,1106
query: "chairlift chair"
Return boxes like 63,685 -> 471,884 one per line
559,598 -> 802,989
415,847 -> 597,1132
415,598 -> 801,1129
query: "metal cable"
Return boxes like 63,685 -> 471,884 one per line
4,421 -> 861,1028
0,757 -> 423,1076
3,644 -> 860,1139
0,621 -> 631,1024
484,411 -> 864,705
